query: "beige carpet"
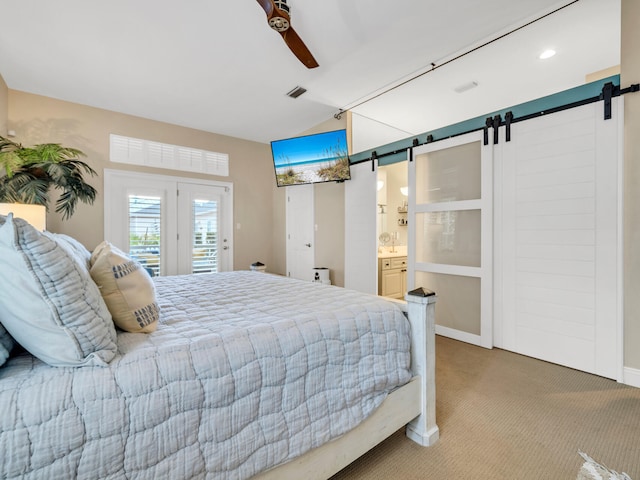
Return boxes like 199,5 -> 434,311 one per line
331,336 -> 640,479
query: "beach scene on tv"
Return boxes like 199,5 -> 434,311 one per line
272,129 -> 351,186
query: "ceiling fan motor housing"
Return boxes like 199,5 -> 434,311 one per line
269,16 -> 289,31
270,0 -> 290,31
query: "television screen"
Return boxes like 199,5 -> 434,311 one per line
271,129 -> 351,187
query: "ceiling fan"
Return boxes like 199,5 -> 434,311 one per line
256,0 -> 319,69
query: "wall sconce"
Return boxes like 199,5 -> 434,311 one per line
400,186 -> 409,196
0,203 -> 47,231
377,180 -> 384,191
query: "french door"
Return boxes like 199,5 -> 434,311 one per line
104,170 -> 233,276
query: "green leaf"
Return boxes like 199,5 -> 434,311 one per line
0,136 -> 95,219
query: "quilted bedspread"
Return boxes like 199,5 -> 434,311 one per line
0,271 -> 412,479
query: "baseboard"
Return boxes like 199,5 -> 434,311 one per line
623,367 -> 640,388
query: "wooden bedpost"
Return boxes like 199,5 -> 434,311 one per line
405,288 -> 439,446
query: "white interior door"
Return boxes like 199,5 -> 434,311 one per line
286,184 -> 315,281
409,132 -> 493,348
495,99 -> 622,380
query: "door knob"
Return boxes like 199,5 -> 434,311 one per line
305,243 -> 312,247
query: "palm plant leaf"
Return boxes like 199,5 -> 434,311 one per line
0,171 -> 50,206
0,151 -> 23,178
0,136 -> 97,220
18,143 -> 86,166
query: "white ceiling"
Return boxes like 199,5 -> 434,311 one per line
0,0 -> 620,149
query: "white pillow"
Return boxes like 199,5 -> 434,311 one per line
0,214 -> 117,367
90,241 -> 160,333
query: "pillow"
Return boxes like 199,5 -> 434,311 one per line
44,231 -> 92,271
90,241 -> 159,333
0,323 -> 15,367
0,214 -> 117,367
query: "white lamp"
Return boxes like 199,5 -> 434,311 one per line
0,203 -> 47,231
400,186 -> 409,196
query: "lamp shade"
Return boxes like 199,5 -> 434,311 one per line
0,203 -> 47,231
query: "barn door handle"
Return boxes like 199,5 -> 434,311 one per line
305,243 -> 312,247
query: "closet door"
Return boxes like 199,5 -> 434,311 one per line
495,99 -> 622,380
409,132 -> 493,348
286,184 -> 315,281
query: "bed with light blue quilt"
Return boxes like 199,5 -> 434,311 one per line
0,213 -> 415,479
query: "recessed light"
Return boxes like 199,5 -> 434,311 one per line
539,49 -> 556,60
453,81 -> 479,93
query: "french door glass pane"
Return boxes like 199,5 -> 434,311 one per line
415,210 -> 481,267
415,271 -> 481,335
415,141 -> 481,204
192,199 -> 218,274
128,195 -> 161,276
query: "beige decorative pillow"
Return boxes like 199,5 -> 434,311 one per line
90,241 -> 160,333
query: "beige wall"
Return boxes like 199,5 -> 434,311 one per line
622,0 -> 640,370
7,90 -> 277,273
0,73 -> 7,135
314,182 -> 345,286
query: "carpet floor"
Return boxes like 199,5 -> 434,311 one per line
330,336 -> 640,479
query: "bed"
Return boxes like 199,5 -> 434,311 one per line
0,213 -> 438,479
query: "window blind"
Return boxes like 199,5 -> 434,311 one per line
110,134 -> 229,177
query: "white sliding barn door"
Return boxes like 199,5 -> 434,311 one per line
345,161 -> 377,295
494,99 -> 623,380
409,133 -> 493,348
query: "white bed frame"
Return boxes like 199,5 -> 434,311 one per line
255,291 -> 438,480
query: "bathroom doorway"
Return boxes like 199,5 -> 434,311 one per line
377,161 -> 408,298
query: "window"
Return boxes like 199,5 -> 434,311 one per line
110,134 -> 229,177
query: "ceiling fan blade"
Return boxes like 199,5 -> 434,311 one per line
281,27 -> 319,69
255,0 -> 274,16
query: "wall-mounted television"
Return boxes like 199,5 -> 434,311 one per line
271,129 -> 351,187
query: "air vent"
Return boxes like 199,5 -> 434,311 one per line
286,86 -> 307,98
